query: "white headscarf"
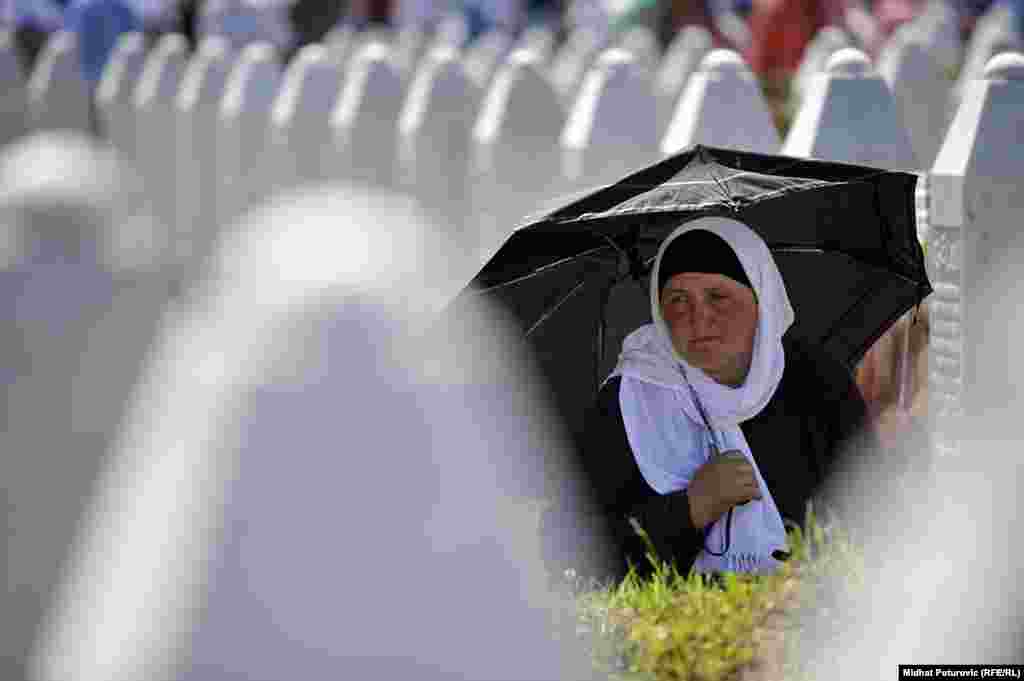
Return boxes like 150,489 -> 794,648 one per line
609,216 -> 795,574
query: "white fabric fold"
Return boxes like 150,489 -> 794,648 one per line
608,216 -> 795,574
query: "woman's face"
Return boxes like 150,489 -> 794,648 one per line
660,271 -> 759,387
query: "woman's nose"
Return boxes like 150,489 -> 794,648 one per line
689,303 -> 715,336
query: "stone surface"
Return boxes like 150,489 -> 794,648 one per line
27,31 -> 93,134
174,36 -> 236,268
661,48 -> 780,155
133,33 -> 190,240
878,30 -> 953,169
216,42 -> 283,231
654,25 -> 713,139
0,132 -> 173,681
471,48 -> 566,262
549,27 -> 607,105
927,51 -> 1024,459
28,183 -> 594,681
328,39 -> 406,188
95,32 -> 147,161
268,44 -> 346,193
397,46 -> 482,255
791,26 -> 852,105
952,2 -> 1023,114
0,30 -> 29,147
561,48 -> 659,191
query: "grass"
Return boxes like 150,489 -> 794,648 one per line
563,502 -> 866,681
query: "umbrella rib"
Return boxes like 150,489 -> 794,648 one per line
524,277 -> 590,339
469,245 -> 615,295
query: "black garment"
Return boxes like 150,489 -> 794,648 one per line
540,330 -> 886,584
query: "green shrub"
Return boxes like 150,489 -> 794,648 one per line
573,502 -> 865,681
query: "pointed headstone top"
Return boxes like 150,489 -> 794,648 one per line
595,46 -> 635,70
700,48 -> 748,74
237,41 -> 278,65
984,51 -> 1024,80
826,47 -> 874,76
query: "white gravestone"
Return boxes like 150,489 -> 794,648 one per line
397,46 -> 483,255
878,28 -> 953,170
216,42 -> 283,230
328,40 -> 406,189
791,26 -> 852,105
0,132 -> 174,681
927,52 -> 1024,460
905,0 -> 963,74
464,29 -> 516,91
616,24 -> 660,73
654,25 -> 713,140
561,48 -> 659,194
174,37 -> 237,269
516,24 -> 557,63
27,183 -> 596,681
471,48 -> 567,264
95,32 -> 147,160
27,31 -> 93,134
661,48 -> 780,156
549,27 -> 607,106
783,48 -> 923,421
952,2 -> 1023,115
0,30 -> 29,146
133,34 -> 190,244
268,44 -> 346,194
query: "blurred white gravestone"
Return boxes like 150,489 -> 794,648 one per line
878,29 -> 952,170
397,46 -> 482,256
463,29 -> 516,90
0,132 -> 174,681
324,22 -> 357,63
134,34 -> 190,245
471,48 -> 567,263
268,44 -> 346,193
27,31 -> 93,134
28,183 -> 598,681
0,30 -> 29,146
654,25 -> 713,140
437,11 -> 470,47
927,52 -> 1024,460
561,48 -> 659,194
516,24 -> 557,63
95,32 -> 147,161
661,48 -> 780,156
174,37 -> 236,268
393,25 -> 432,76
952,2 -> 1023,113
791,26 -> 852,105
783,48 -> 923,423
328,40 -> 405,189
906,0 -> 963,74
549,27 -> 607,105
615,24 -> 660,73
216,42 -> 282,230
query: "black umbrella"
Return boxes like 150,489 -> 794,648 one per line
446,144 -> 932,470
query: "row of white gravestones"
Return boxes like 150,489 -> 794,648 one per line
0,132 -> 177,681
927,53 -> 1024,460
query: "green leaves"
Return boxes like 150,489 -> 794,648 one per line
573,501 -> 866,680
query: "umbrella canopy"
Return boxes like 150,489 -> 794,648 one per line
446,144 -> 931,456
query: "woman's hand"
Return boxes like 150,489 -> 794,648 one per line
687,451 -> 763,530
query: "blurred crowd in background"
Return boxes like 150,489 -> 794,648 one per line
3,0 -> 1022,86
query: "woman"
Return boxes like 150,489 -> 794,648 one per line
542,216 -> 888,583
